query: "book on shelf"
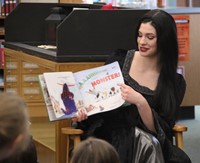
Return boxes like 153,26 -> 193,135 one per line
1,0 -> 17,16
39,61 -> 125,121
0,39 -> 4,68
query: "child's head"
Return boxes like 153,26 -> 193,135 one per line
71,137 -> 120,163
0,92 -> 30,160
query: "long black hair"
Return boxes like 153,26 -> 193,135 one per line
135,9 -> 179,122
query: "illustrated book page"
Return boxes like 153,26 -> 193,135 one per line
73,61 -> 124,116
39,61 -> 125,121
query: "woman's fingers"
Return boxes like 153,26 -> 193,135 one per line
118,83 -> 129,97
73,109 -> 88,122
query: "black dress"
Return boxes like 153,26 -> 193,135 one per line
77,49 -> 191,163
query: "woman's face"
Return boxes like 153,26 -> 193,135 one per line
137,22 -> 157,58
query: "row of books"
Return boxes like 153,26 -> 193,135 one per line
0,39 -> 4,68
1,0 -> 17,16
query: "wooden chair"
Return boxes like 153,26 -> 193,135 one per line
61,123 -> 187,163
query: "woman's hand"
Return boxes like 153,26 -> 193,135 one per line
72,108 -> 88,122
118,83 -> 142,106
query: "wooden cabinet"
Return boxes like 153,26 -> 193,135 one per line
4,47 -> 104,118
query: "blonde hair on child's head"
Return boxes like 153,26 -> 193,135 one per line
71,137 -> 120,163
0,92 -> 30,158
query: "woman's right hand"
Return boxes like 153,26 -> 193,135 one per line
72,108 -> 88,122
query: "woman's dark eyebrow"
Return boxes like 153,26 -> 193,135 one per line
138,31 -> 156,37
146,33 -> 156,36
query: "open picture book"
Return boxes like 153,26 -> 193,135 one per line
39,61 -> 125,121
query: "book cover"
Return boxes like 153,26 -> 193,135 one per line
39,61 -> 125,121
38,75 -> 57,121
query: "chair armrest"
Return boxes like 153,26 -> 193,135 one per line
173,124 -> 187,132
172,124 -> 187,149
61,127 -> 84,135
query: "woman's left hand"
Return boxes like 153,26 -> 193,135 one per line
118,83 -> 142,105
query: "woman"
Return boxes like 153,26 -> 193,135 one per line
75,9 -> 191,163
70,137 -> 120,163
